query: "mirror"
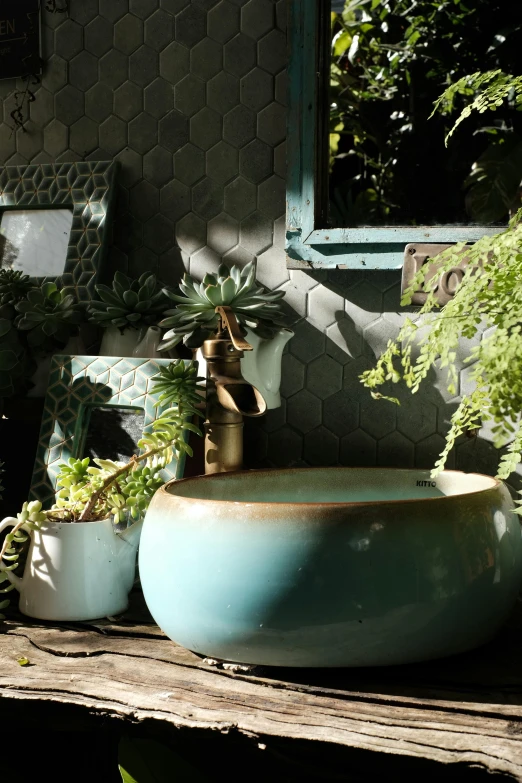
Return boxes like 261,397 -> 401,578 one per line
0,208 -> 73,277
83,406 -> 146,464
328,1 -> 521,228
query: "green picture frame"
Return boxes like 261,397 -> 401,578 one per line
0,160 -> 117,301
30,355 -> 190,507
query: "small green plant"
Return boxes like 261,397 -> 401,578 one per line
89,272 -> 169,334
361,71 -> 522,487
0,360 -> 203,618
159,261 -> 287,351
0,270 -> 33,311
15,281 -> 83,351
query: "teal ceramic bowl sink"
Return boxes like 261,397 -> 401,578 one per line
139,468 -> 522,667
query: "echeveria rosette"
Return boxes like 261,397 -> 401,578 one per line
15,282 -> 83,350
158,261 -> 287,351
88,272 -> 170,333
0,269 -> 33,316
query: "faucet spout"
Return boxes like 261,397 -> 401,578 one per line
202,309 -> 267,474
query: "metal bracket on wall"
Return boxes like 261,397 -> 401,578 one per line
401,243 -> 472,306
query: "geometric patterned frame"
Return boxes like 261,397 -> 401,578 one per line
30,355 -> 188,507
0,161 -> 117,302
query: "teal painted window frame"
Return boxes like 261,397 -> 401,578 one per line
286,1 -> 498,270
30,355 -> 190,507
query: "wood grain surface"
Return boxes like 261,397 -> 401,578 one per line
1,592 -> 522,778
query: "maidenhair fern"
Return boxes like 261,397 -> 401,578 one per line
361,210 -> 522,481
432,70 -> 522,144
361,69 -> 522,487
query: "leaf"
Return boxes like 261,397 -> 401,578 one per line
464,136 -> 522,223
220,276 -> 236,304
118,736 -> 209,783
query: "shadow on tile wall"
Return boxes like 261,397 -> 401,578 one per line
0,0 -> 508,479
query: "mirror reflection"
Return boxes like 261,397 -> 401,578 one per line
328,1 -> 521,227
0,208 -> 73,277
84,406 -> 146,464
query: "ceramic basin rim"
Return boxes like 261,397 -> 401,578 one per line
160,467 -> 502,510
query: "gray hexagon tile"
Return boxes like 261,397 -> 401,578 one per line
223,176 -> 256,219
240,68 -> 273,111
174,143 -> 205,185
176,5 -> 207,48
378,432 -> 415,468
191,107 -> 221,151
144,78 -> 174,119
85,83 -> 114,124
287,390 -> 321,434
114,82 -> 144,121
145,9 -> 175,51
174,73 -> 206,116
307,355 -> 342,399
0,1 -> 496,477
304,426 -> 339,466
206,141 -> 238,184
191,37 -> 223,80
224,33 -> 256,77
207,212 -> 239,254
85,16 -> 114,57
340,430 -> 377,467
208,1 -> 240,44
115,14 -> 144,55
207,71 -> 240,114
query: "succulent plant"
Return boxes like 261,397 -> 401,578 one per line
158,261 -> 287,350
0,269 -> 33,311
15,282 -> 83,350
88,272 -> 169,332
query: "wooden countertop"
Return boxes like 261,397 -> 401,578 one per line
1,592 -> 522,779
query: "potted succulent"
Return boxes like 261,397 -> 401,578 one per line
14,280 -> 84,397
89,272 -> 170,358
159,261 -> 293,409
0,360 -> 203,622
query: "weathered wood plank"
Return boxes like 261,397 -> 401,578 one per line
1,620 -> 522,778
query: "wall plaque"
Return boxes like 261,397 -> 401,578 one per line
0,0 -> 41,80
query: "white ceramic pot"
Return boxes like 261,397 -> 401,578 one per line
0,516 -> 143,621
132,325 -> 162,359
99,326 -> 143,357
196,327 -> 293,410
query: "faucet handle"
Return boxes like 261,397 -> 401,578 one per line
215,306 -> 253,352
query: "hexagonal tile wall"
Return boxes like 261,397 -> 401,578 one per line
0,0 -> 504,478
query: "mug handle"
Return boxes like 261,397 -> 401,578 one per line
0,517 -> 25,591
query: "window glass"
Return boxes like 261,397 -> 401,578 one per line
329,0 -> 521,227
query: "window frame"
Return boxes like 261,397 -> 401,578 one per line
286,0 -> 499,270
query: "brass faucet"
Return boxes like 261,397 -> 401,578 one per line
202,306 -> 267,474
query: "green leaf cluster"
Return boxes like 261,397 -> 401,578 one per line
89,272 -> 169,332
361,209 -> 522,485
159,261 -> 287,351
15,281 -> 83,349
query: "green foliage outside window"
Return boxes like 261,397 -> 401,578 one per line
329,0 -> 522,226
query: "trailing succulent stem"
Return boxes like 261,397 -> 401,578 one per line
158,261 -> 287,351
89,272 -> 169,333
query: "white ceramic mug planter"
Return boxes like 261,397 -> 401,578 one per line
0,516 -> 143,621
